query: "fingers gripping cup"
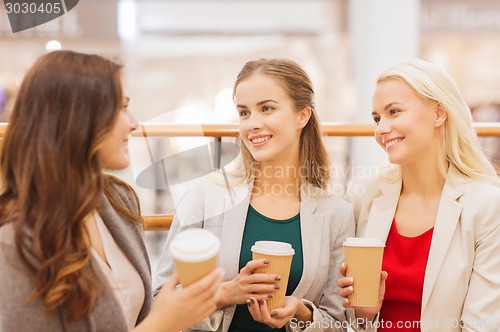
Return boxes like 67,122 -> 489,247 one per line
343,237 -> 385,306
251,241 -> 295,311
170,229 -> 220,287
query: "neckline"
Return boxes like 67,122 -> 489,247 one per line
392,219 -> 434,239
249,205 -> 300,223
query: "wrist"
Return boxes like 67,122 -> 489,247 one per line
133,311 -> 178,332
354,308 -> 378,321
216,281 -> 231,309
294,299 -> 313,324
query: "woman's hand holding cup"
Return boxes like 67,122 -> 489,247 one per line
337,262 -> 388,320
217,259 -> 280,308
337,237 -> 387,320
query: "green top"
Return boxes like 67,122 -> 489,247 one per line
228,205 -> 304,332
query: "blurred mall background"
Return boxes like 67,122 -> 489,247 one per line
1,0 -> 499,273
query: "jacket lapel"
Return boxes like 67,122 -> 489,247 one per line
421,167 -> 464,311
216,181 -> 252,332
292,189 -> 323,297
97,194 -> 151,325
364,180 -> 402,242
98,195 -> 151,289
218,182 -> 252,280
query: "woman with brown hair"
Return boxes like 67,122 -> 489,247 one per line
0,50 -> 223,332
154,58 -> 354,331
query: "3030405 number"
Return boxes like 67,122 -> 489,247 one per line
5,2 -> 62,14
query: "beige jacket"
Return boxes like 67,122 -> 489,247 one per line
346,166 -> 500,332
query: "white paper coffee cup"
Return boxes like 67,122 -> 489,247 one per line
170,229 -> 220,287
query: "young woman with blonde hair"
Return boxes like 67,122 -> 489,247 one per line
339,59 -> 499,331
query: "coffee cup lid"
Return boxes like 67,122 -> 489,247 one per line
170,229 -> 220,262
251,241 -> 295,256
343,237 -> 385,247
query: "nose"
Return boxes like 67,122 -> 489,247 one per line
374,117 -> 390,137
127,112 -> 139,132
246,112 -> 262,132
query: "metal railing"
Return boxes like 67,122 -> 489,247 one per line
1,122 -> 499,230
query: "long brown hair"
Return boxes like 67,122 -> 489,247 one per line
0,51 -> 141,321
233,58 -> 330,189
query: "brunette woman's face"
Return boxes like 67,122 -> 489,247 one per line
235,73 -> 309,166
97,83 -> 138,170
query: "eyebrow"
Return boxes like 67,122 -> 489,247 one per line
384,102 -> 403,110
236,99 -> 279,109
257,99 -> 278,105
371,102 -> 403,116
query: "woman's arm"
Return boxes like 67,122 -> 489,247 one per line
153,178 -> 278,331
0,230 -> 63,332
460,189 -> 500,331
133,269 -> 223,332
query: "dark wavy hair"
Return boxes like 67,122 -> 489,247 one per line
0,50 -> 141,321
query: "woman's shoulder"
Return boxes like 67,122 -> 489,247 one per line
314,193 -> 352,210
173,169 -> 249,204
345,175 -> 387,203
105,173 -> 137,196
303,185 -> 353,215
460,178 -> 500,206
104,173 -> 140,212
463,178 -> 500,194
0,224 -> 27,277
457,179 -> 500,241
349,174 -> 381,187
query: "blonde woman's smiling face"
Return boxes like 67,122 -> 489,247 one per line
372,79 -> 445,166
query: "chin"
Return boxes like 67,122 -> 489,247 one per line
106,158 -> 130,170
250,152 -> 274,163
117,160 -> 130,170
387,155 -> 404,165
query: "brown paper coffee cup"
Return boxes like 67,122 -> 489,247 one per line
251,241 -> 295,311
343,237 -> 385,306
170,229 -> 220,287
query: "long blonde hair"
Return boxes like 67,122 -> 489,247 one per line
377,59 -> 499,185
233,58 -> 330,189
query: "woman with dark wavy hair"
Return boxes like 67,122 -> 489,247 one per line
0,50 -> 222,332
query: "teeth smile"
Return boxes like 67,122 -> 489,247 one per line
251,136 -> 271,144
385,138 -> 403,150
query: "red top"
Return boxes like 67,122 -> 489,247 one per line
378,219 -> 434,332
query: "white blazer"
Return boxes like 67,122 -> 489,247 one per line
154,170 -> 355,332
346,166 -> 500,332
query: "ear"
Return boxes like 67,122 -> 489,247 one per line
297,106 -> 312,129
434,103 -> 447,128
